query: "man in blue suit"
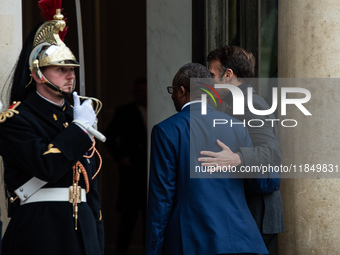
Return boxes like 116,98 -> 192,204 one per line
198,46 -> 283,254
146,63 -> 276,255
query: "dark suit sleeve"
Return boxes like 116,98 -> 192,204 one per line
237,95 -> 282,193
237,95 -> 282,167
145,125 -> 177,255
240,114 -> 281,193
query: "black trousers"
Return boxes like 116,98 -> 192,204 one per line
219,253 -> 254,255
263,233 -> 278,254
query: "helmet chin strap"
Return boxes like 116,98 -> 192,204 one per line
32,59 -> 75,97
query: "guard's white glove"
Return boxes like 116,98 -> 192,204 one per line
0,100 -> 3,112
72,92 -> 106,142
73,91 -> 96,127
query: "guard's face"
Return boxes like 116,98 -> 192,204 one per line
42,66 -> 76,95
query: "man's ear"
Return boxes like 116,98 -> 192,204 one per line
31,70 -> 41,84
222,68 -> 235,80
179,85 -> 187,97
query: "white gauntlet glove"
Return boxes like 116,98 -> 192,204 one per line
73,91 -> 96,127
72,92 -> 106,142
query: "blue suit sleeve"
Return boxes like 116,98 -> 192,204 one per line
145,125 -> 177,255
245,167 -> 280,194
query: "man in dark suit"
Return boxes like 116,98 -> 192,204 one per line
146,63 -> 279,255
105,78 -> 147,255
199,45 -> 284,254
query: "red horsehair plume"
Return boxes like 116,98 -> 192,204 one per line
38,0 -> 68,41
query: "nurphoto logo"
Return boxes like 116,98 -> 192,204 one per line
198,80 -> 312,128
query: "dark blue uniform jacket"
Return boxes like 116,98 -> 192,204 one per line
0,92 -> 104,255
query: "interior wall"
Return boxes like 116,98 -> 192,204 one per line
0,0 -> 23,235
147,0 -> 192,129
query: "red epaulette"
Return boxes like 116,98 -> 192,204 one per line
0,101 -> 21,123
8,101 -> 21,110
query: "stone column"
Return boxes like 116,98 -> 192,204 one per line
147,0 -> 192,139
278,0 -> 340,254
0,0 -> 22,233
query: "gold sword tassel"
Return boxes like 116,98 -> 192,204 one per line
70,165 -> 82,230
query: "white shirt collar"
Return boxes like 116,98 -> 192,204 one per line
36,91 -> 65,107
181,100 -> 201,110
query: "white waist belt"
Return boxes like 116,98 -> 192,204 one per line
20,188 -> 87,205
